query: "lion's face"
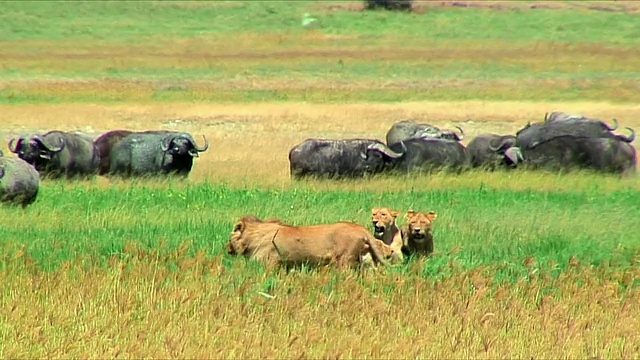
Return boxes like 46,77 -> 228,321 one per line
406,210 -> 437,242
371,207 -> 399,239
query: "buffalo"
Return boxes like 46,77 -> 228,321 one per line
386,120 -> 465,146
8,131 -> 100,179
543,111 -> 618,131
0,156 -> 40,207
387,137 -> 471,173
467,134 -> 523,169
288,138 -> 404,179
515,117 -> 637,174
94,129 -> 173,175
109,131 -> 209,178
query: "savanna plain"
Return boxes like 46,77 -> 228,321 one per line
1,1 -> 640,358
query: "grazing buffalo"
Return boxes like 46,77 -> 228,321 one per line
0,156 -> 40,207
8,131 -> 100,179
516,119 -> 634,151
574,137 -> 637,175
386,120 -> 465,146
467,134 -> 523,169
288,138 -> 404,179
543,111 -> 618,131
387,137 -> 471,173
94,129 -> 173,175
109,131 -> 209,178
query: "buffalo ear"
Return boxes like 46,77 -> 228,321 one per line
426,211 -> 437,222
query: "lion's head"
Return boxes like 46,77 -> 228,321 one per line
371,207 -> 399,240
405,210 -> 437,242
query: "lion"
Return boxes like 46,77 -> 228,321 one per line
401,210 -> 437,257
370,207 -> 405,264
226,215 -> 393,269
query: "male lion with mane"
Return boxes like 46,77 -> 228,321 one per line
401,210 -> 437,257
227,215 -> 393,269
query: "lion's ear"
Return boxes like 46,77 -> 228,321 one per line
390,210 -> 399,218
233,221 -> 244,233
371,207 -> 380,215
426,211 -> 437,222
405,210 -> 416,219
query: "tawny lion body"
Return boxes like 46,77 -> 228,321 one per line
401,210 -> 437,257
371,207 -> 405,264
227,215 -> 393,268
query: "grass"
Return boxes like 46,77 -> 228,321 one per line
1,0 -> 640,357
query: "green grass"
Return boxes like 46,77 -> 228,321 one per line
2,179 -> 639,282
1,1 -> 639,103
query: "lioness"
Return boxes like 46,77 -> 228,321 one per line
370,207 -> 404,263
227,215 -> 393,268
401,210 -> 437,257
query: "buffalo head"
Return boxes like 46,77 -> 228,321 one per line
488,136 -> 523,167
160,133 -> 209,157
8,135 -> 65,164
364,142 -> 405,161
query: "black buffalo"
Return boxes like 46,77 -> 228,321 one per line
109,131 -> 209,178
467,134 -> 523,169
386,120 -> 465,146
8,131 -> 100,179
516,119 -> 634,150
543,111 -> 618,131
288,138 -> 404,179
387,138 -> 471,173
0,156 -> 40,207
515,117 -> 636,173
94,129 -> 173,175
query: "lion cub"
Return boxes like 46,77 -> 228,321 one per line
370,207 -> 405,264
401,210 -> 437,257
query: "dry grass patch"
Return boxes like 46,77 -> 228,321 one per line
1,250 -> 639,358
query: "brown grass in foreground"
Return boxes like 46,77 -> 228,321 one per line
1,101 -> 638,191
1,245 -> 639,358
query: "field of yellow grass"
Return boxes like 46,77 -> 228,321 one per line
1,1 -> 640,358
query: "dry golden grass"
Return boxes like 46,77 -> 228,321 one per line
1,247 -> 639,358
1,100 -> 638,191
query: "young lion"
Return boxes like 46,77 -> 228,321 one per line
370,207 -> 405,264
401,210 -> 437,257
227,215 -> 393,269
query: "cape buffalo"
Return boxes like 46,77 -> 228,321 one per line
516,120 -> 634,150
543,111 -> 618,131
574,137 -> 637,175
109,131 -> 209,178
0,156 -> 40,207
8,131 -> 100,179
288,138 -> 404,179
467,134 -> 523,169
94,129 -> 173,175
387,138 -> 471,173
386,120 -> 465,146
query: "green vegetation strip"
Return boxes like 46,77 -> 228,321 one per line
1,181 -> 639,282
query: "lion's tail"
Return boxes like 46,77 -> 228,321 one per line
364,235 -> 391,267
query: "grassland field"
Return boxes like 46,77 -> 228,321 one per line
1,1 -> 640,358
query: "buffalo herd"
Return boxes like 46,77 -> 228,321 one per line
289,111 -> 637,179
1,110 -> 638,207
1,129 -> 209,206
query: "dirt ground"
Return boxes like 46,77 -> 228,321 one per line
1,100 -> 637,185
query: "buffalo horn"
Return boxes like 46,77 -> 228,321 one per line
367,142 -> 404,159
455,126 -> 465,141
618,127 -> 636,143
35,135 -> 65,153
8,137 -> 22,153
189,134 -> 209,152
160,134 -> 174,152
605,118 -> 619,131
